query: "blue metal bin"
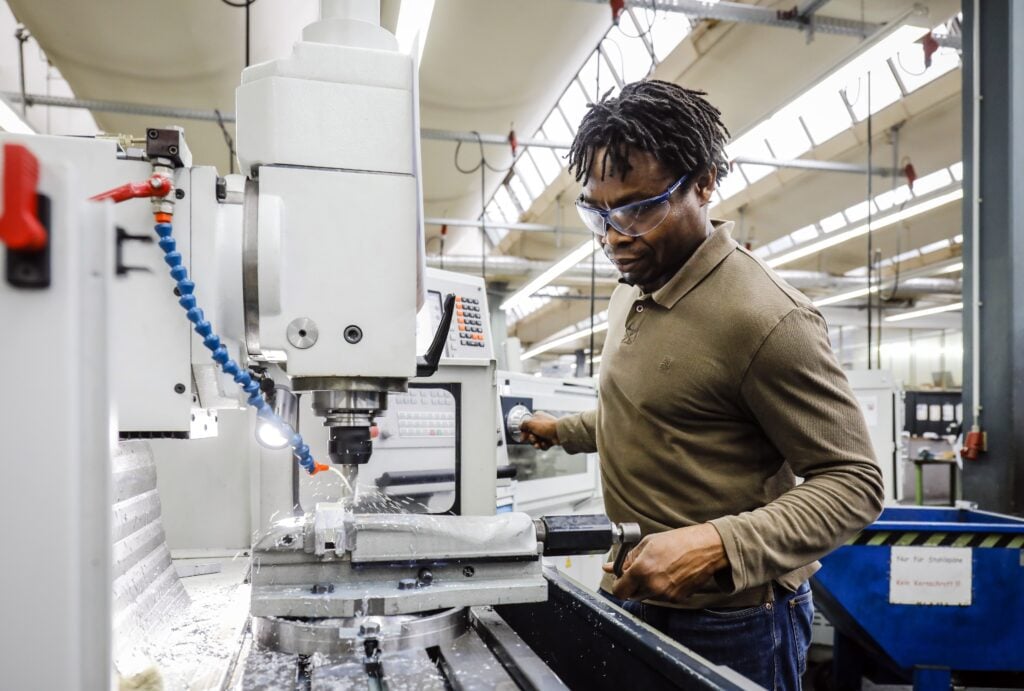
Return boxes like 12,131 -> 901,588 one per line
812,506 -> 1024,690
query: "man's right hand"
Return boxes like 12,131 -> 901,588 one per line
520,411 -> 560,450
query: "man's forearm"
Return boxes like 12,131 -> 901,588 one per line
708,462 -> 883,593
555,408 -> 598,454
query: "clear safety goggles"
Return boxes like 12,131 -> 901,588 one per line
575,174 -> 688,239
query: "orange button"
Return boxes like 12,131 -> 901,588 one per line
473,334 -> 484,341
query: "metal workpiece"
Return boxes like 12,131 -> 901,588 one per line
535,514 -> 641,558
348,512 -> 539,563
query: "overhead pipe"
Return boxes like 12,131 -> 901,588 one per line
0,95 -> 932,180
424,253 -> 960,294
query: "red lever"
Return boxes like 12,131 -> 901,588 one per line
0,143 -> 47,251
91,175 -> 173,204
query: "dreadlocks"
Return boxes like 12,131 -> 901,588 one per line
567,80 -> 730,187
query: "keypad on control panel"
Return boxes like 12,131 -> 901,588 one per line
393,389 -> 456,438
451,295 -> 487,348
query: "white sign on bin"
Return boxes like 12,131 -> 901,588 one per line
890,546 -> 972,606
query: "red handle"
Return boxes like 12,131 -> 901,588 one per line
0,143 -> 47,251
91,175 -> 173,203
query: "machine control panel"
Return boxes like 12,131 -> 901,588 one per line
375,387 -> 457,449
418,268 -> 493,360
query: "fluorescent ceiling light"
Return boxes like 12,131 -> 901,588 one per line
0,96 -> 33,135
767,188 -> 963,268
520,321 -> 609,361
884,302 -> 963,323
500,239 -> 599,312
933,261 -> 964,274
396,0 -> 435,64
813,286 -> 875,308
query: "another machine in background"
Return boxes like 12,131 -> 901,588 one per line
846,369 -> 904,503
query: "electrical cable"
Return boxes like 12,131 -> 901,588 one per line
214,109 -> 236,175
453,131 -> 510,175
219,0 -> 257,67
896,51 -> 928,77
616,2 -> 657,40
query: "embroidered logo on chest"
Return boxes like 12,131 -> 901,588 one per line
622,326 -> 638,345
658,356 -> 674,371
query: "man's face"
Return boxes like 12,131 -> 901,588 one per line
580,149 -> 717,292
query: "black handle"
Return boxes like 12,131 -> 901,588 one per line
613,543 -> 632,578
416,292 -> 456,377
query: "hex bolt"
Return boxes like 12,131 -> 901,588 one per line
310,583 -> 334,594
398,578 -> 417,590
359,621 -> 381,636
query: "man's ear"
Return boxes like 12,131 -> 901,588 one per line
695,166 -> 718,206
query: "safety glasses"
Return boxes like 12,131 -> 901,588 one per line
575,174 -> 689,238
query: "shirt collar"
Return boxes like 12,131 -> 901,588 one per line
640,220 -> 738,309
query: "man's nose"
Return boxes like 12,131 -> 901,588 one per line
602,223 -> 634,247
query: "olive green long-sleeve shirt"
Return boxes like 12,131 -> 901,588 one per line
556,222 -> 884,608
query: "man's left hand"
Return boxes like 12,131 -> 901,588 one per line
603,523 -> 729,602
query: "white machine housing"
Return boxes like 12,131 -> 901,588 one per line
236,0 -> 422,380
0,142 -> 115,690
847,368 -> 904,503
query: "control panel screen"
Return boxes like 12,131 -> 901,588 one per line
415,290 -> 444,356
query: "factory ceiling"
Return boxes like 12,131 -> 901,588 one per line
2,0 -> 965,365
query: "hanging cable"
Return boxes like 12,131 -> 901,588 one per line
452,131 -> 511,281
220,0 -> 257,68
214,109 -> 236,175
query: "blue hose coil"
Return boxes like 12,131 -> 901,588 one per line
153,221 -> 318,474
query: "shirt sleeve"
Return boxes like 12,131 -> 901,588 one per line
709,306 -> 885,593
556,408 -> 599,455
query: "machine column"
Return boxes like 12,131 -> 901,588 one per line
961,0 -> 1024,513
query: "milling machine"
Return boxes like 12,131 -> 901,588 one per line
0,1 -> 761,688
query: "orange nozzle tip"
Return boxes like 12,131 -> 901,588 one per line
154,212 -> 173,223
313,462 -> 330,475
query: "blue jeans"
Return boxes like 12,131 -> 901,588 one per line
601,582 -> 813,690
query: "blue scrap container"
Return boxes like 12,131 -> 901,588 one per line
812,506 -> 1024,691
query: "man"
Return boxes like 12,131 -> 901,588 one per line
520,80 -> 884,689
